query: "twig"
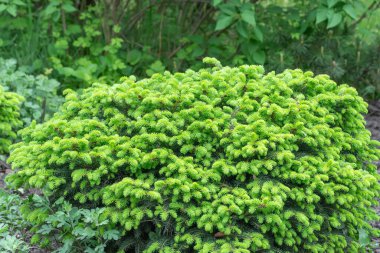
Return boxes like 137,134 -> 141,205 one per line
125,0 -> 158,32
168,7 -> 215,58
60,5 -> 67,35
159,15 -> 164,57
40,97 -> 46,123
349,0 -> 380,28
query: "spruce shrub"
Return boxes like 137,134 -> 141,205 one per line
0,85 -> 22,155
7,58 -> 380,252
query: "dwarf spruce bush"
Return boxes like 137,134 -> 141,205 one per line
0,85 -> 22,155
7,58 -> 380,252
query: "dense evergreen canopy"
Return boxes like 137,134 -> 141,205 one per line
7,58 -> 380,252
0,85 -> 22,155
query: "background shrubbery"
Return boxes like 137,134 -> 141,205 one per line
0,58 -> 63,125
0,0 -> 379,98
6,60 -> 380,252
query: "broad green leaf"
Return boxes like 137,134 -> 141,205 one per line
191,47 -> 205,58
254,27 -> 263,42
43,5 -> 58,16
215,15 -> 234,31
13,0 -> 26,6
127,49 -> 142,65
327,13 -> 342,29
327,0 -> 339,8
343,4 -> 357,19
150,60 -> 164,72
213,0 -> 222,6
62,3 -> 76,13
241,9 -> 256,27
236,21 -> 248,38
219,4 -> 236,16
6,5 -> 17,17
316,8 -> 328,24
55,39 -> 69,50
0,4 -> 7,13
253,50 -> 265,64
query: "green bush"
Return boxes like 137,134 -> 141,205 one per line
0,85 -> 22,155
7,58 -> 380,252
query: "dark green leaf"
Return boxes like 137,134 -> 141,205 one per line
127,50 -> 142,65
62,3 -> 76,13
6,5 -> 17,17
241,9 -> 256,27
219,5 -> 236,16
343,4 -> 357,19
213,0 -> 222,6
236,21 -> 248,38
191,47 -> 205,58
254,27 -> 263,42
253,50 -> 265,64
43,4 -> 59,16
327,13 -> 342,29
215,15 -> 234,31
327,0 -> 339,8
0,4 -> 7,13
13,0 -> 26,6
316,8 -> 328,24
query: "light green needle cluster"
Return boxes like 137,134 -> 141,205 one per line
0,85 -> 23,155
7,58 -> 380,252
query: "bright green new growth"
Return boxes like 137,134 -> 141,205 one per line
0,85 -> 22,155
7,58 -> 380,252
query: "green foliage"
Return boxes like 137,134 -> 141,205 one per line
0,0 -> 25,17
7,59 -> 380,252
0,190 -> 29,253
22,195 -> 121,253
0,84 -> 22,155
0,0 -> 128,88
0,189 -> 121,253
0,0 -> 379,97
0,58 -> 63,125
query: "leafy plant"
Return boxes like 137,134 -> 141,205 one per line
0,0 -> 25,17
1,0 -> 379,98
0,58 -> 63,125
23,195 -> 121,253
48,2 -> 127,88
7,59 -> 380,252
0,190 -> 29,253
0,84 -> 22,155
0,188 -> 121,253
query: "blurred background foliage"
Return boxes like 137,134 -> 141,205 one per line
0,0 -> 379,99
0,58 -> 63,125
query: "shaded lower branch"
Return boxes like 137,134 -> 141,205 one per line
0,160 -> 11,171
